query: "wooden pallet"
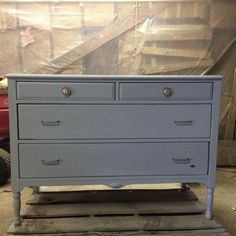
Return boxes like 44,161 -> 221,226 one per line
7,189 -> 229,236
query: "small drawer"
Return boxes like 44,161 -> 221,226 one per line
119,82 -> 212,101
19,142 -> 209,178
17,82 -> 115,101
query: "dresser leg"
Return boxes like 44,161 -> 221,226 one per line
181,183 -> 189,191
13,192 -> 21,226
205,187 -> 214,220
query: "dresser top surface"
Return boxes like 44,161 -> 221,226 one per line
7,74 -> 223,81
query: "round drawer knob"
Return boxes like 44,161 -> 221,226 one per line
163,87 -> 173,97
62,87 -> 72,97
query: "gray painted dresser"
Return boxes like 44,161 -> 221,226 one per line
7,74 -> 222,226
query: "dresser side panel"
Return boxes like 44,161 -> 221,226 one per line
208,80 -> 222,187
8,79 -> 20,191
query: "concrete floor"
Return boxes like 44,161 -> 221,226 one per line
0,167 -> 235,236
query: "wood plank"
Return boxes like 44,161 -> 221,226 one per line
145,30 -> 212,41
7,228 -> 230,236
8,215 -> 222,234
27,190 -> 198,205
84,39 -> 118,74
22,201 -> 204,219
224,69 -> 236,140
61,61 -> 83,74
149,24 -> 206,31
35,2 -> 171,74
143,59 -> 213,74
145,17 -> 205,25
142,47 -> 211,59
217,140 -> 236,166
144,55 -> 210,65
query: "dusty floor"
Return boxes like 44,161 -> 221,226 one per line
0,167 -> 235,236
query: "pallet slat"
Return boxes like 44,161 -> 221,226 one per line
8,189 -> 229,236
142,47 -> 211,59
8,229 -> 230,236
8,215 -> 222,234
145,30 -> 212,41
22,201 -> 204,219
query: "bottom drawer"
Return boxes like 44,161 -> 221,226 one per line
19,142 -> 209,178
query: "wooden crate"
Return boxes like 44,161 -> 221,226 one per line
8,189 -> 229,236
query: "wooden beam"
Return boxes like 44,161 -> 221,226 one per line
143,59 -> 213,74
224,69 -> 236,140
35,2 -> 170,74
149,24 -> 206,31
145,30 -> 212,41
142,47 -> 212,59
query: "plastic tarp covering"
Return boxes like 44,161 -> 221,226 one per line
0,0 -> 236,139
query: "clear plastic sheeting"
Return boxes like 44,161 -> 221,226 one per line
0,0 -> 236,139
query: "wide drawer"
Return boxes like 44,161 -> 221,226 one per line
18,104 -> 211,139
19,142 -> 209,178
17,82 -> 115,101
119,82 -> 212,101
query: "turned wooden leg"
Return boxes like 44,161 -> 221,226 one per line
13,192 -> 21,226
205,187 -> 214,220
32,186 -> 39,194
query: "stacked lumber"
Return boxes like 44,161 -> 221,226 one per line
118,1 -> 213,75
139,22 -> 213,75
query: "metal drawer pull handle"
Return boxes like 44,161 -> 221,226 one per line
41,120 -> 61,126
62,87 -> 72,97
174,120 -> 193,126
172,158 -> 191,164
163,87 -> 173,97
41,159 -> 61,166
